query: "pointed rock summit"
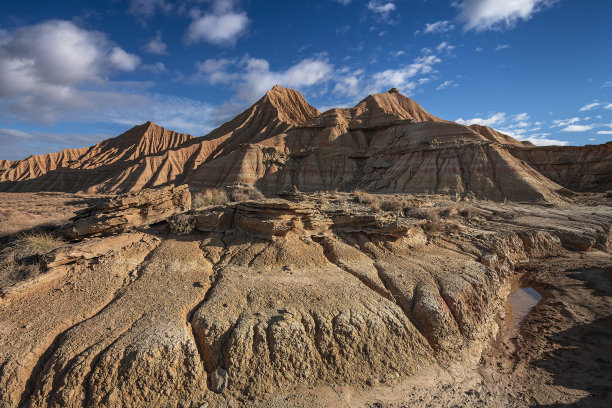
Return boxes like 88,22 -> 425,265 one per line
1,86 -> 609,199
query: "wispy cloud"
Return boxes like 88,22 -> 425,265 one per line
579,101 -> 600,111
456,112 -> 506,126
551,117 -> 580,127
436,80 -> 458,90
416,20 -> 455,35
143,30 -> 168,55
494,44 -> 510,51
561,124 -> 593,132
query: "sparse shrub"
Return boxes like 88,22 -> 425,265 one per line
459,207 -> 472,218
422,212 -> 443,234
192,188 -> 229,209
169,214 -> 195,235
380,197 -> 409,212
369,200 -> 381,212
439,206 -> 459,219
230,185 -> 265,202
353,189 -> 378,205
0,231 -> 64,288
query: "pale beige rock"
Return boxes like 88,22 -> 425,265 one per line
58,185 -> 191,239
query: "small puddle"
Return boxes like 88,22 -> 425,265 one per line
504,275 -> 542,336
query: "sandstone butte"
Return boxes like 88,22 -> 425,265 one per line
0,86 -> 611,408
0,85 -> 609,200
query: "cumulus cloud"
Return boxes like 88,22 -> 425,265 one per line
367,1 -> 396,16
579,102 -> 600,111
194,55 -> 334,102
109,47 -> 141,71
605,103 -> 612,110
0,20 -> 145,124
417,20 -> 455,35
561,124 -> 593,132
186,0 -> 249,45
458,0 -> 556,32
143,30 -> 168,55
597,130 -> 612,135
456,112 -> 506,126
436,42 -> 455,53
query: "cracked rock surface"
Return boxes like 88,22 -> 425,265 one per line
0,190 -> 611,407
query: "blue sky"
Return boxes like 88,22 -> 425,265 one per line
1,0 -> 611,160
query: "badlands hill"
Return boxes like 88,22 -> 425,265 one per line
0,86 -> 610,200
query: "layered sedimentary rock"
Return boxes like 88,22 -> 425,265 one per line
1,86 -> 609,200
1,188 -> 611,407
58,185 -> 191,239
508,142 -> 612,192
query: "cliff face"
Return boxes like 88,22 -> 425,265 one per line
0,86 -> 608,200
508,142 -> 612,192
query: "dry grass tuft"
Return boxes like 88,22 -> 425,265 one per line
230,185 -> 265,202
380,197 -> 411,212
192,189 -> 229,209
353,189 -> 377,204
0,230 -> 64,289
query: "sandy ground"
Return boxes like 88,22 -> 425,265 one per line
0,192 -> 105,240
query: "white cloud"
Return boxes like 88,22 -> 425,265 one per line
333,69 -> 365,97
0,20 -> 147,124
520,135 -> 569,146
475,47 -> 484,52
418,20 -> 455,35
494,44 -> 510,51
597,131 -> 612,135
195,55 -> 334,102
512,112 -> 529,121
186,1 -> 249,45
436,42 -> 455,53
367,1 -> 396,15
143,30 -> 168,55
604,103 -> 612,110
456,112 -> 506,126
579,102 -> 600,111
368,54 -> 441,93
109,47 -> 141,71
336,0 -> 352,4
142,62 -> 168,74
551,117 -> 580,127
436,80 -> 458,90
458,0 -> 556,32
128,0 -> 173,19
561,125 -> 593,132
603,81 -> 612,88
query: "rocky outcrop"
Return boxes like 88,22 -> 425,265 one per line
508,142 -> 612,192
58,185 -> 191,239
1,192 -> 611,407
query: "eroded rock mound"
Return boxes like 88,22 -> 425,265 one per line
1,86 -> 608,201
58,185 -> 191,239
